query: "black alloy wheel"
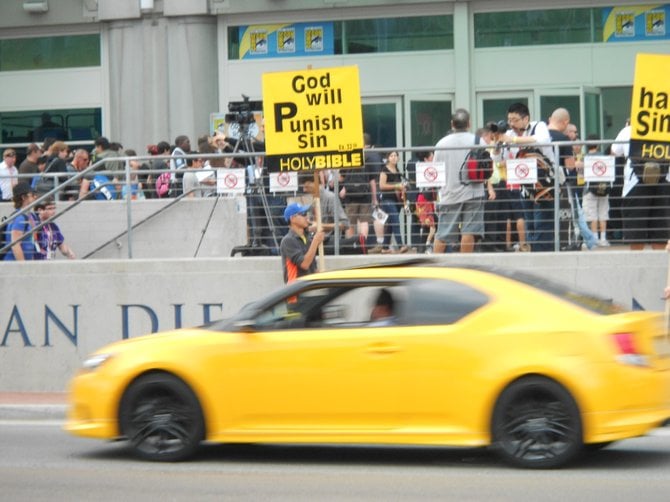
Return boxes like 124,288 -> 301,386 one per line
492,376 -> 583,469
119,372 -> 205,462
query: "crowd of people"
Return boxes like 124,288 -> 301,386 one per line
0,132 -> 234,260
2,105 -> 669,263
303,104 -> 669,258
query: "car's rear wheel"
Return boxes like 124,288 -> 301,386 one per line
491,376 -> 582,469
119,372 -> 204,462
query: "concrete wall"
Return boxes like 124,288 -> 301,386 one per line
1,198 -> 249,259
1,251 -> 668,393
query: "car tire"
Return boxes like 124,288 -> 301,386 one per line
119,372 -> 205,462
491,376 -> 583,469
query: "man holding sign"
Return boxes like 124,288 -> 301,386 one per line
264,65 -> 364,271
280,202 -> 325,284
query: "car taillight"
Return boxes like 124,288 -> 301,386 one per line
611,332 -> 649,367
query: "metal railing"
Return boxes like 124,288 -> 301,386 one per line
1,140 -> 668,259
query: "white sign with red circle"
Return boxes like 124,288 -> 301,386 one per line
269,171 -> 298,193
416,162 -> 446,188
583,155 -> 615,183
506,158 -> 538,184
217,168 -> 246,195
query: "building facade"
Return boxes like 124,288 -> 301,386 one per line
0,0 -> 667,154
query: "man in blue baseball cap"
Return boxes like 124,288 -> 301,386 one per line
280,202 -> 325,283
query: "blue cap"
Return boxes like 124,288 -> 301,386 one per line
284,202 -> 311,222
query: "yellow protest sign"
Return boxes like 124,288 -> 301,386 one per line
262,65 -> 363,172
630,53 -> 670,161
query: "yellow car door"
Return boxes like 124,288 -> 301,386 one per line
220,285 -> 407,438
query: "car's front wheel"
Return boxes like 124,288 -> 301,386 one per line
491,376 -> 582,469
119,372 -> 204,462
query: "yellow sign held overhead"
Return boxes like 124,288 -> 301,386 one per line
630,53 -> 670,161
262,65 -> 364,172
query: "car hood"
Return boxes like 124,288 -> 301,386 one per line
91,324 -> 236,356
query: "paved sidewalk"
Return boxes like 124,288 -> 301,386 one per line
0,392 -> 68,420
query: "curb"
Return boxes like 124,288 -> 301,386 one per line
0,404 -> 67,421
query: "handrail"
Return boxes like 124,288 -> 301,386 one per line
0,138 -> 642,259
81,187 -> 197,259
1,158 -> 108,256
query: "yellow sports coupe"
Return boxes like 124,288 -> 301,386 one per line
65,261 -> 670,468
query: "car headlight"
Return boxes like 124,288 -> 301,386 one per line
82,353 -> 114,372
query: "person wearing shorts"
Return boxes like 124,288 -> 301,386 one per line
432,108 -> 485,253
582,188 -> 610,247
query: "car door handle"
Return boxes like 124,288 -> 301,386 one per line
365,343 -> 400,355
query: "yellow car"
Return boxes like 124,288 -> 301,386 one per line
65,261 -> 670,468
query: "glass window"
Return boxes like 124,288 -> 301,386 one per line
363,103 -> 398,149
218,282 -> 411,331
482,98 -> 529,125
404,279 -> 489,325
228,16 -> 453,60
0,34 -> 100,71
0,108 -> 102,144
539,95 -> 580,128
341,16 -> 453,54
474,9 -> 602,48
410,100 -> 452,147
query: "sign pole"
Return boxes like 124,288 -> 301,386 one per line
666,243 -> 670,338
312,171 -> 325,271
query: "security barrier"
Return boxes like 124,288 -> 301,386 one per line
1,141 -> 668,259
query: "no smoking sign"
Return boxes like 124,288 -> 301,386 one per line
506,158 -> 537,184
216,168 -> 245,195
583,155 -> 615,183
416,161 -> 446,188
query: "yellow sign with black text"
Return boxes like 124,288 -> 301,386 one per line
630,53 -> 670,161
262,65 -> 363,172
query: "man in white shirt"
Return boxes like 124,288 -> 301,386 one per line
499,102 -> 553,252
0,148 -> 18,201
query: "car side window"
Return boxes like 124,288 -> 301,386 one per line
403,279 -> 489,325
251,284 -> 408,330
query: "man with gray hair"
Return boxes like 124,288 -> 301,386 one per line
432,108 -> 485,253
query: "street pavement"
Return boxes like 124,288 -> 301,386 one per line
0,392 -> 67,420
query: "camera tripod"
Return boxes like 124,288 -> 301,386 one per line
232,122 -> 280,252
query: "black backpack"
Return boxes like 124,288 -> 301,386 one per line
459,135 -> 493,184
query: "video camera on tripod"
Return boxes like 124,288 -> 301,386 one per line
225,95 -> 263,139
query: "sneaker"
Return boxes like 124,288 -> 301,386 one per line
368,245 -> 384,254
425,244 -> 433,254
518,243 -> 531,252
597,239 -> 611,247
398,246 -> 410,254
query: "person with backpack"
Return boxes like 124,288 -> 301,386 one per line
498,102 -> 553,252
432,108 -> 486,253
2,182 -> 39,261
33,197 -> 76,260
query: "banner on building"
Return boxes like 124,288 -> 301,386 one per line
629,53 -> 670,162
238,22 -> 334,59
603,5 -> 669,42
262,65 -> 364,172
